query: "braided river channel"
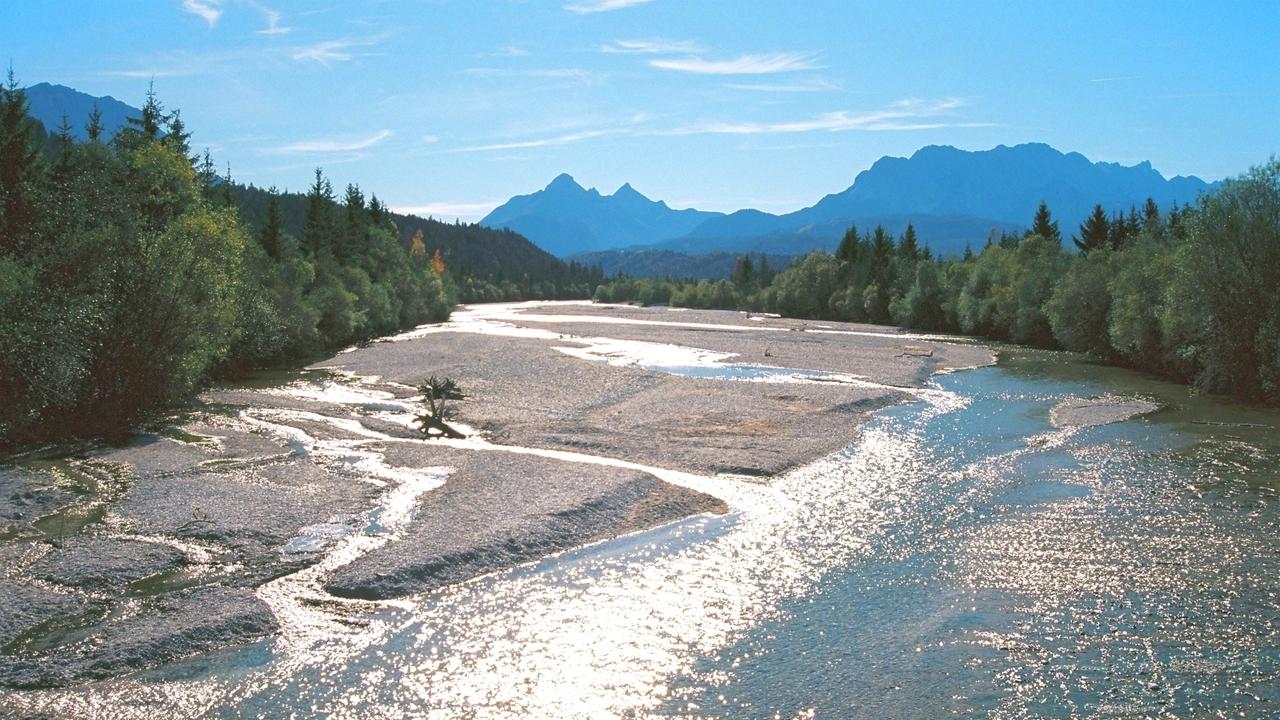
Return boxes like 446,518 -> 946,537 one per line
6,342 -> 1279,719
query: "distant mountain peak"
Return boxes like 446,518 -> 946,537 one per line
23,82 -> 139,142
485,143 -> 1216,260
545,173 -> 582,192
482,174 -> 723,257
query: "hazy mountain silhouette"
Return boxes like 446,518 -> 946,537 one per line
491,144 -> 1216,258
480,174 -> 723,257
24,83 -> 139,142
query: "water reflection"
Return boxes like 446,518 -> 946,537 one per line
5,350 -> 1278,719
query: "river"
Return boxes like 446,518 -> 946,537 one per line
6,343 -> 1279,718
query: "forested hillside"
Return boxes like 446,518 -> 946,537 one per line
230,183 -> 602,303
0,74 -> 595,447
596,163 -> 1280,403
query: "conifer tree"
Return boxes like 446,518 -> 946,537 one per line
85,102 -> 104,142
732,255 -> 755,288
1074,204 -> 1110,254
1143,197 -> 1160,230
836,224 -> 861,264
126,81 -> 168,140
0,69 -> 43,251
164,109 -> 192,162
1029,201 -> 1061,243
261,188 -> 282,259
898,223 -> 920,262
303,167 -> 335,256
53,114 -> 75,177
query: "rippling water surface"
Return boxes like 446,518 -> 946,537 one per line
10,350 -> 1280,719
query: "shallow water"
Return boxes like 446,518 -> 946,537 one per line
6,347 -> 1280,719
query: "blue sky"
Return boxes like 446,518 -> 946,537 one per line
3,0 -> 1277,220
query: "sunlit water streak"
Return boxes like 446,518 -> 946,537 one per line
6,316 -> 1278,719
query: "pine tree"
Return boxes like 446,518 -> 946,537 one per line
836,224 -> 861,264
1029,201 -> 1061,243
85,102 -> 104,142
732,255 -> 755,288
0,68 -> 43,251
1126,207 -> 1141,239
1073,203 -> 1110,254
303,167 -> 335,256
260,188 -> 283,259
196,149 -> 217,194
1108,210 -> 1129,249
53,114 -> 75,177
898,223 -> 920,262
963,244 -> 974,261
368,193 -> 385,226
1142,197 -> 1160,230
222,162 -> 233,207
126,81 -> 168,141
164,109 -> 192,162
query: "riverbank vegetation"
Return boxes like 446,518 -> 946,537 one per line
0,75 -> 594,447
595,158 -> 1280,403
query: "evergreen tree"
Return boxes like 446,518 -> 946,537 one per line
195,149 -> 217,195
898,223 -> 920,262
164,109 -> 192,161
303,167 -> 335,256
732,255 -> 755,288
0,69 -> 43,251
835,224 -> 861,264
222,162 -> 233,207
125,81 -> 168,141
53,114 -> 75,177
1108,210 -> 1129,249
1143,197 -> 1160,230
85,102 -> 104,142
963,244 -> 974,261
260,188 -> 283,259
1074,203 -> 1110,254
1029,201 -> 1061,243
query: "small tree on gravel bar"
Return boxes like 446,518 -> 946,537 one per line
416,376 -> 466,439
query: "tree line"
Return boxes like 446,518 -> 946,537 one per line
0,74 -> 592,448
594,159 -> 1280,403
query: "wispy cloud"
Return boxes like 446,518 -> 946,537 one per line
723,78 -> 840,93
102,67 -> 199,78
275,130 -> 393,154
390,201 -> 500,222
1089,75 -> 1138,83
598,38 -> 703,54
665,98 -> 979,135
255,6 -> 291,35
564,0 -> 653,13
449,97 -> 981,154
464,67 -> 605,85
454,128 -> 626,153
292,35 -> 388,65
651,51 -> 822,75
182,0 -> 223,27
491,45 -> 529,57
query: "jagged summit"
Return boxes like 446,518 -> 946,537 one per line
484,143 -> 1216,259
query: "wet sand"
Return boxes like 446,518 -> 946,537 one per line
0,302 -> 992,688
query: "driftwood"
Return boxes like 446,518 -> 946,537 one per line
1191,420 -> 1273,429
896,345 -> 935,358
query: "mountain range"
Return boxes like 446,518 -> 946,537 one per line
482,143 -> 1217,260
480,174 -> 723,257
